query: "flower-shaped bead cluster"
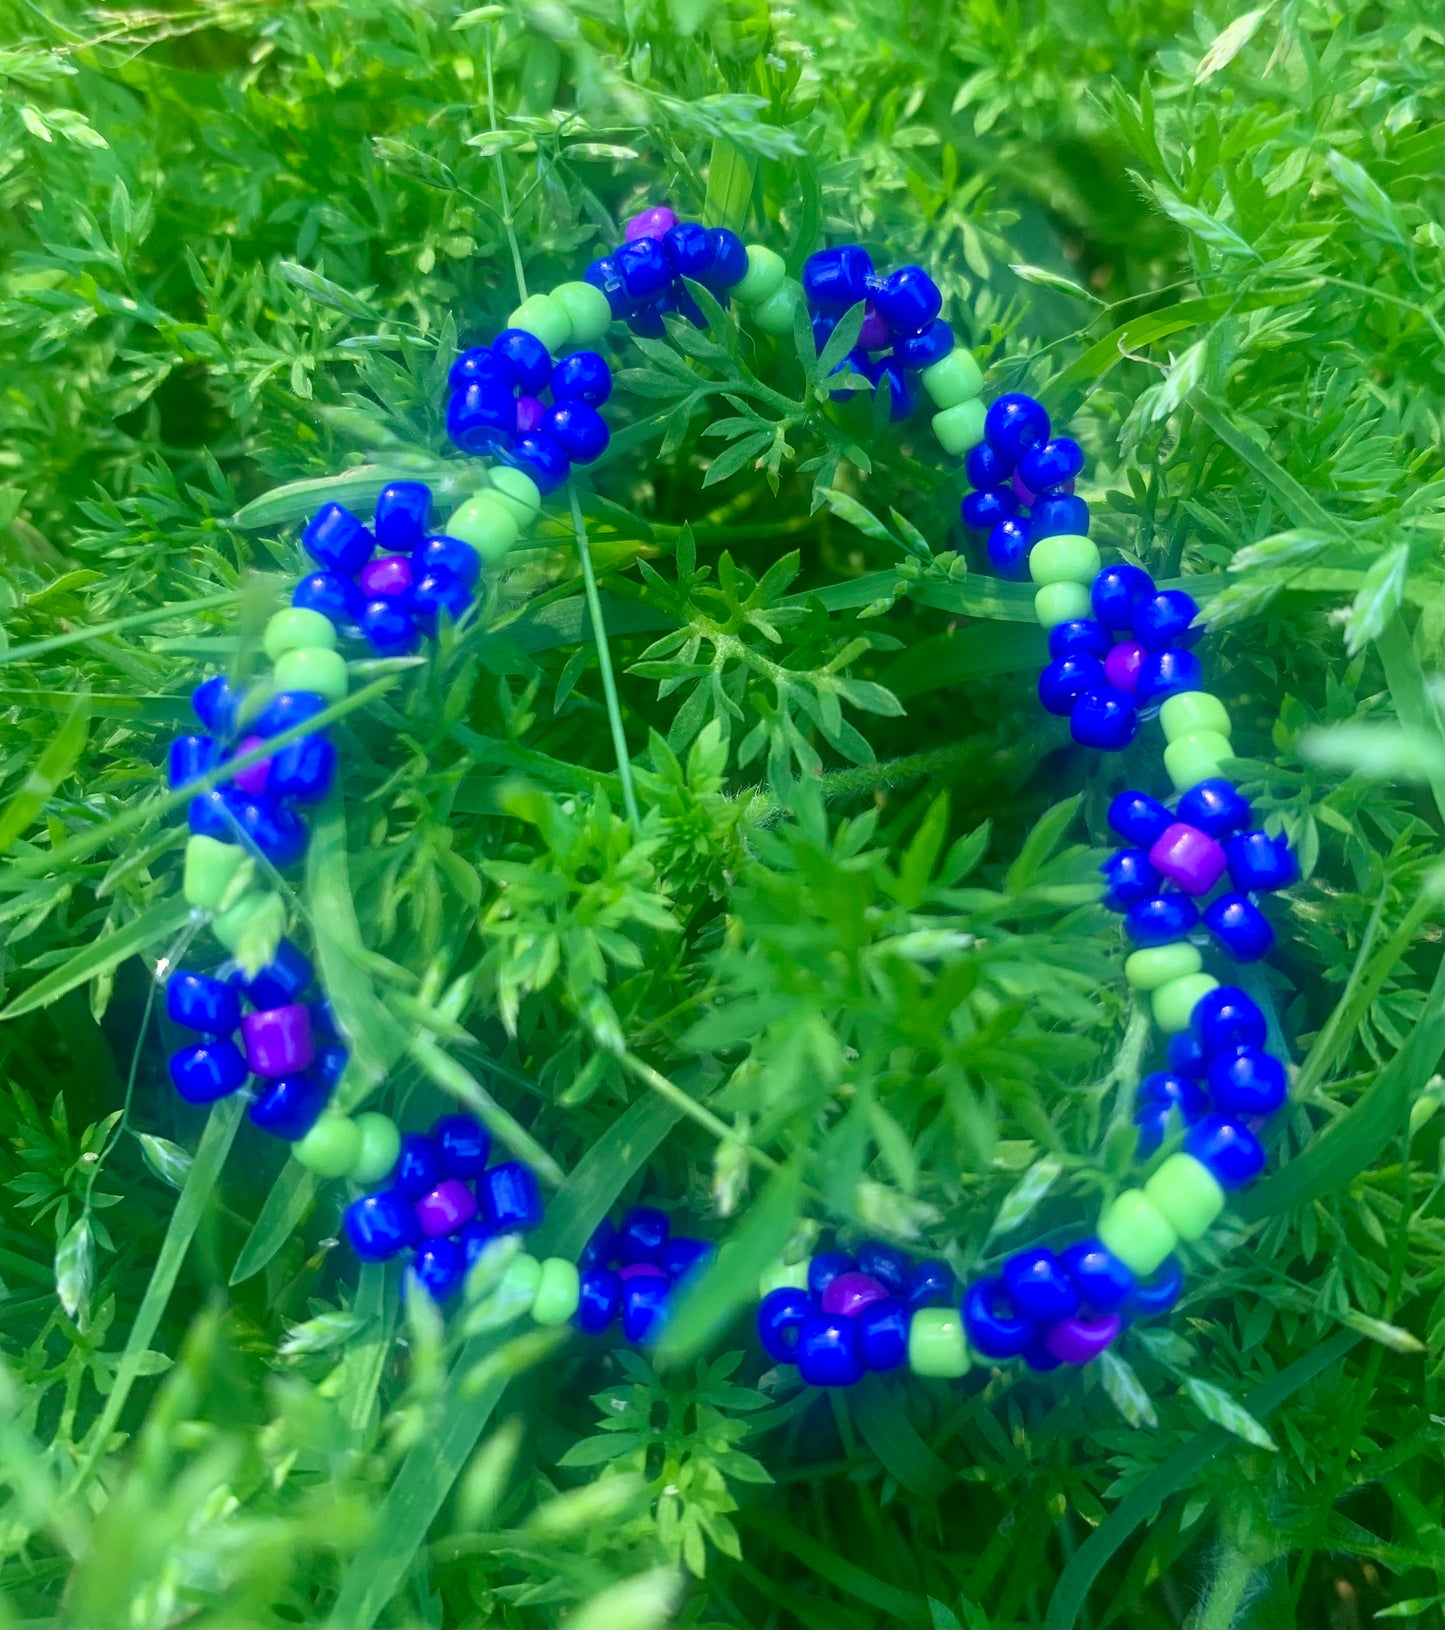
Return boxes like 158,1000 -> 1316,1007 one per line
574,1206 -> 713,1344
584,207 -> 750,338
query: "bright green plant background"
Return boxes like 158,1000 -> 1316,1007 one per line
0,1 -> 1441,1626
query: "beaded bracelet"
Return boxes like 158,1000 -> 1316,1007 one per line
153,202 -> 1299,1393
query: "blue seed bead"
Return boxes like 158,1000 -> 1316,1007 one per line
584,256 -> 633,319
659,1236 -> 713,1281
1204,893 -> 1275,962
893,317 -> 952,369
1100,850 -> 1162,912
1125,1256 -> 1184,1317
662,221 -> 716,280
853,1240 -> 911,1294
231,798 -> 308,868
1134,1104 -> 1178,1158
504,431 -> 570,496
983,393 -> 1050,462
960,485 -> 1018,531
758,1287 -> 813,1363
986,518 -> 1033,580
618,1205 -> 670,1265
802,245 -> 874,312
480,1161 -> 543,1231
411,568 -> 472,636
1225,830 -> 1298,893
1022,1328 -> 1064,1372
575,1265 -> 622,1333
1019,437 -> 1084,493
962,1278 -> 1032,1360
1168,1030 -> 1210,1080
796,1314 -> 864,1387
433,1113 -> 491,1179
415,534 -> 482,590
248,1072 -> 329,1140
293,571 -> 363,628
626,295 -> 670,339
1208,1047 -> 1288,1116
373,482 -> 431,554
827,347 -> 869,400
302,503 -> 374,577
705,228 -> 748,290
613,238 -> 673,301
447,381 -> 517,454
1183,1115 -> 1265,1190
457,1220 -> 496,1269
808,1251 -> 855,1300
551,350 -> 612,408
1136,648 -> 1203,704
192,674 -> 238,738
313,1043 -> 348,1090
413,1238 -> 466,1302
622,1276 -> 670,1344
187,789 -> 237,842
1091,563 -> 1154,631
1192,986 -> 1267,1055
1058,1238 -> 1136,1313
245,939 -> 313,1009
579,1218 -> 617,1271
167,971 -> 241,1036
868,356 -> 916,420
1071,688 -> 1140,752
1048,618 -> 1112,661
858,1299 -> 910,1371
1039,654 -> 1106,717
1124,893 -> 1201,946
545,401 -> 610,464
448,347 -> 509,390
269,733 -> 337,804
1108,790 -> 1174,847
811,311 -> 837,353
1002,1248 -> 1080,1323
169,734 -> 216,790
904,1259 -> 956,1308
675,282 -> 708,329
253,690 -> 329,739
345,1191 -> 420,1262
394,1134 -> 443,1200
492,328 -> 552,394
360,597 -> 419,657
1176,779 -> 1253,838
310,999 -> 339,1044
170,1036 -> 247,1101
965,441 -> 1015,486
875,265 -> 942,335
1132,589 -> 1201,652
1138,1070 -> 1210,1119
1030,493 -> 1090,541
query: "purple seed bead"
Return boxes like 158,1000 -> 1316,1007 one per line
1148,822 -> 1229,896
625,205 -> 679,241
240,1003 -> 315,1078
414,1178 -> 479,1238
1044,1311 -> 1121,1365
819,1272 -> 890,1319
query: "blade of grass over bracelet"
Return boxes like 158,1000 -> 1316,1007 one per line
229,1161 -> 319,1286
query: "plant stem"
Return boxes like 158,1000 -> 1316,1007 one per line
484,24 -> 527,305
620,1049 -> 779,1175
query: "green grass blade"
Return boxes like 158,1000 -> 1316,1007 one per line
0,590 -> 241,669
229,1161 -> 319,1286
409,1036 -> 565,1187
1,898 -> 191,1020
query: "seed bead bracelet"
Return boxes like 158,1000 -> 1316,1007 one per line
152,203 -> 1298,1393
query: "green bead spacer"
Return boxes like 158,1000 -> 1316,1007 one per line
293,1114 -> 362,1178
1097,1188 -> 1178,1277
1164,730 -> 1234,792
758,1257 -> 811,1298
445,495 -> 520,563
211,891 -> 285,976
273,645 -> 347,702
1034,580 -> 1093,628
1028,533 -> 1101,587
1144,1152 -> 1225,1241
930,397 -> 987,456
1160,690 -> 1232,743
907,1307 -> 971,1378
733,243 -> 786,306
751,277 -> 802,336
1125,941 -> 1203,991
531,1257 -> 581,1326
350,1111 -> 401,1185
263,606 -> 336,663
491,1251 -> 543,1315
183,833 -> 245,910
1152,971 -> 1220,1034
508,292 -> 571,355
550,280 -> 613,346
487,465 -> 542,524
920,349 -> 983,409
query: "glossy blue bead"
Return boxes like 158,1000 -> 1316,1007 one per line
1048,618 -> 1111,660
313,1043 -> 348,1089
1132,589 -> 1201,652
192,674 -> 238,738
802,245 -> 873,312
252,690 -> 329,739
808,1251 -> 855,1300
1183,1116 -> 1265,1189
960,485 -> 1018,531
962,1278 -> 1032,1360
1133,1104 -> 1178,1158
394,1134 -> 443,1200
893,317 -> 952,369
1059,1238 -> 1135,1313
826,347 -> 869,400
411,568 -> 472,635
621,1276 -> 670,1344
169,734 -> 216,790
1176,779 -> 1252,838
1192,986 -> 1267,1054
705,228 -> 748,290
1204,892 -> 1275,961
575,1265 -> 622,1332
1002,1248 -> 1080,1323
796,1314 -> 864,1387
674,281 -> 708,330
983,393 -> 1050,462
758,1287 -> 813,1363
505,431 -> 570,496
626,295 -> 670,339
868,356 -> 915,419
415,534 -> 482,590
1071,688 -> 1140,751
167,971 -> 241,1036
245,939 -> 313,1009
170,1036 -> 247,1101
584,256 -> 632,318
268,733 -> 336,803
303,503 -> 374,577
448,346 -> 509,390
618,1205 -> 670,1265
986,518 -> 1033,580
613,238 -> 672,301
904,1259 -> 956,1308
858,1299 -> 910,1371
1039,654 -> 1106,717
248,1072 -> 329,1140
1125,1256 -> 1184,1317
447,381 -> 516,455
551,350 -> 612,408
345,1191 -> 420,1262
875,265 -> 941,335
1090,563 -> 1154,631
545,401 -> 609,463
187,789 -> 238,842
480,1161 -> 543,1231
659,1236 -> 713,1281
1108,790 -> 1174,847
433,1114 -> 490,1179
853,1239 -> 910,1294
373,482 -> 430,554
230,797 -> 308,868
1136,647 -> 1203,704
1168,1030 -> 1210,1080
1030,493 -> 1090,540
965,441 -> 1014,486
1099,850 -> 1162,912
309,998 -> 338,1044
662,221 -> 715,280
457,1220 -> 497,1269
1019,437 -> 1084,493
579,1218 -> 617,1271
1208,1047 -> 1288,1116
1138,1070 -> 1210,1119
292,571 -> 363,628
1225,830 -> 1298,893
811,311 -> 837,354
1124,892 -> 1201,945
1022,1328 -> 1063,1372
360,597 -> 419,657
492,328 -> 552,394
413,1237 -> 466,1301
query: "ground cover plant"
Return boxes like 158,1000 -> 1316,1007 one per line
0,0 -> 1441,1625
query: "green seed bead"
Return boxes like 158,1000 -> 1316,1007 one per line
508,292 -> 571,355
263,607 -> 336,663
733,243 -> 786,306
1152,971 -> 1220,1035
758,1257 -> 811,1298
907,1307 -> 971,1378
183,834 -> 245,911
350,1111 -> 401,1184
487,466 -> 542,525
273,646 -> 347,703
1028,533 -> 1101,587
550,280 -> 613,346
1144,1152 -> 1225,1241
1034,580 -> 1094,628
445,495 -> 520,563
751,277 -> 802,336
531,1257 -> 581,1326
1164,730 -> 1234,792
1125,941 -> 1204,991
211,891 -> 285,976
1097,1188 -> 1178,1277
931,398 -> 987,456
491,1251 -> 543,1315
920,348 -> 983,409
1160,690 -> 1232,742
293,1114 -> 362,1178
